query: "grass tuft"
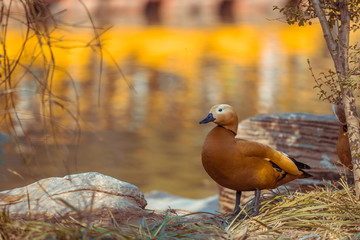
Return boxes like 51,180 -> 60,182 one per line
226,179 -> 360,239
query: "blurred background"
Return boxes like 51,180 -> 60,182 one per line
0,0 -> 357,198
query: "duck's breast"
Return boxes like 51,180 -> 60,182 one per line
201,127 -> 280,191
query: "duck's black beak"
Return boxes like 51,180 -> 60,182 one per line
199,113 -> 216,124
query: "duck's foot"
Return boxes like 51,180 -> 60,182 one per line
247,189 -> 261,217
248,209 -> 259,217
232,209 -> 257,219
232,207 -> 246,219
232,189 -> 261,219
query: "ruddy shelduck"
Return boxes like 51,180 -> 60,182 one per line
200,104 -> 312,216
333,104 -> 353,170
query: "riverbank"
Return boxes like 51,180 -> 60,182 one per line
1,178 -> 359,239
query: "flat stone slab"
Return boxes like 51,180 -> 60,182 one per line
0,172 -> 148,223
145,190 -> 219,213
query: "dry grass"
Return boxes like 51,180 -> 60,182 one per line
228,179 -> 360,239
1,179 -> 359,239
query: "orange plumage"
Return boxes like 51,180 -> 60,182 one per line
333,104 -> 354,170
200,104 -> 311,216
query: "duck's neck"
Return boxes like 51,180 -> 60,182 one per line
219,122 -> 238,136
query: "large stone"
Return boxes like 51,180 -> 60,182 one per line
0,172 -> 148,224
219,113 -> 350,213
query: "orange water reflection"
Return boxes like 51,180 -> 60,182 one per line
0,23 -> 347,198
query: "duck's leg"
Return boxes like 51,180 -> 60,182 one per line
250,189 -> 261,216
233,190 -> 242,215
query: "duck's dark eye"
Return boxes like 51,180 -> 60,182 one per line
218,108 -> 223,112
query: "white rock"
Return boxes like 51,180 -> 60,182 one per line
0,172 -> 147,221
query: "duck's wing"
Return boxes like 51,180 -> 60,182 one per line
235,139 -> 301,176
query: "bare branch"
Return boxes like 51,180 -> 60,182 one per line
311,0 -> 338,61
338,0 -> 350,75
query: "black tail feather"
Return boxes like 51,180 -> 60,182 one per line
301,170 -> 313,178
278,152 -> 312,177
287,156 -> 312,177
289,157 -> 311,170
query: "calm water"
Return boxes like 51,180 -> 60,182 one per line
1,21 -> 357,198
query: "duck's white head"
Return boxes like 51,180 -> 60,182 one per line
199,104 -> 238,133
